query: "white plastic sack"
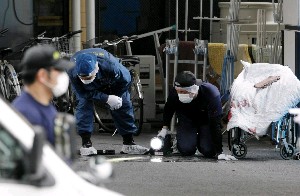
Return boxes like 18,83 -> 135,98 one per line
227,61 -> 300,136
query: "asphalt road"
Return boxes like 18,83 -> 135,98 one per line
72,129 -> 300,196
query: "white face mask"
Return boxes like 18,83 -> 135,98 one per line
52,72 -> 70,97
79,63 -> 99,85
178,93 -> 194,103
80,75 -> 96,85
43,72 -> 70,97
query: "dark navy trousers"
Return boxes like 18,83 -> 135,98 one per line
75,90 -> 137,136
176,114 -> 215,157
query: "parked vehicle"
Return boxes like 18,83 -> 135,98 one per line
0,96 -> 123,196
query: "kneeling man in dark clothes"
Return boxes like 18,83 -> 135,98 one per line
158,71 -> 236,160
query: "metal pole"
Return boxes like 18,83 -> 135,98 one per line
176,0 -> 179,40
136,26 -> 176,39
209,0 -> 213,42
170,0 -> 180,134
185,0 -> 189,41
194,53 -> 198,78
86,0 -> 95,47
72,0 -> 81,52
174,0 -> 179,83
199,0 -> 203,39
295,31 -> 300,80
154,33 -> 166,99
125,41 -> 132,55
203,48 -> 207,81
295,31 -> 300,150
165,52 -> 170,102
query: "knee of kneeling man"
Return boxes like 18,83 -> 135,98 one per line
178,147 -> 196,156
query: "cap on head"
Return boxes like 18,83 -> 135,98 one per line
75,53 -> 97,77
20,45 -> 74,75
174,71 -> 196,88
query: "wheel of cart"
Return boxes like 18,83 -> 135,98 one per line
288,108 -> 300,160
280,144 -> 294,160
228,127 -> 250,159
271,114 -> 296,160
231,143 -> 247,159
228,112 -> 297,160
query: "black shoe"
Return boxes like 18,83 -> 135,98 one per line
122,134 -> 135,145
82,139 -> 93,148
79,132 -> 92,146
80,139 -> 97,156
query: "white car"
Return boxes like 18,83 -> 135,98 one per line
0,97 -> 123,196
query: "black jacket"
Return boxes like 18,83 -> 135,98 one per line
163,80 -> 223,154
163,81 -> 222,126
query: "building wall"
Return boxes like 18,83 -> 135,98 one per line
0,0 -> 33,61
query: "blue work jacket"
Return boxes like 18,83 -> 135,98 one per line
68,48 -> 132,103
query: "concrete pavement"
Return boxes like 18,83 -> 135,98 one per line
72,129 -> 300,196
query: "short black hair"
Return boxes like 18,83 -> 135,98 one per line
174,71 -> 196,87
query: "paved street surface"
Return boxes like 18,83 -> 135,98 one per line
72,127 -> 300,196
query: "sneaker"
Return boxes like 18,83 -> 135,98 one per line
80,140 -> 97,156
120,144 -> 149,155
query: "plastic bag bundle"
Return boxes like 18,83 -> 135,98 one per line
227,61 -> 300,136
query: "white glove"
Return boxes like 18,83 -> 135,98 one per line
157,128 -> 169,138
218,153 -> 238,161
106,95 -> 122,110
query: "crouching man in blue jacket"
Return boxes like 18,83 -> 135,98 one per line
68,48 -> 149,156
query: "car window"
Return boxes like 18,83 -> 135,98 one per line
0,123 -> 25,180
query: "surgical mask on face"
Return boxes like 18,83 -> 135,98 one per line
80,75 -> 96,84
52,72 -> 70,97
43,72 -> 70,97
79,63 -> 99,85
178,93 -> 194,103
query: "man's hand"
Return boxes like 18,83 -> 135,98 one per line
217,153 -> 238,161
157,128 -> 169,138
107,95 -> 122,110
